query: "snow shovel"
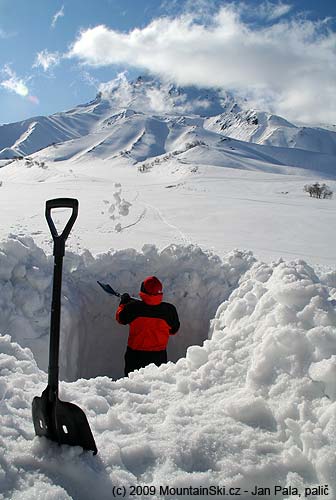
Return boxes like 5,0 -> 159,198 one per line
97,281 -> 122,297
97,281 -> 138,301
32,198 -> 97,455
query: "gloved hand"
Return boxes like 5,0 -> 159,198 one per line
120,293 -> 131,305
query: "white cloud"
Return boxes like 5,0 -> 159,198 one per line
246,1 -> 292,21
33,50 -> 61,71
100,73 -> 180,113
98,72 -> 133,103
68,4 -> 336,124
51,5 -> 64,29
98,73 -> 170,112
262,1 -> 292,20
1,65 -> 29,97
97,72 -> 220,115
80,70 -> 100,89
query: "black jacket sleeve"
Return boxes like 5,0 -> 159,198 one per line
168,304 -> 180,335
116,300 -> 139,324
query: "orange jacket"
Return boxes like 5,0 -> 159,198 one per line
116,291 -> 180,351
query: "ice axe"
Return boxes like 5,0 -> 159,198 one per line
32,198 -> 97,455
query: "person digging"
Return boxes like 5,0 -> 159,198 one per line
116,276 -> 180,376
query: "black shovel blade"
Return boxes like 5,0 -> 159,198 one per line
97,281 -> 120,296
32,387 -> 97,455
32,388 -> 52,439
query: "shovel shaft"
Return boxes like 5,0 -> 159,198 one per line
45,199 -> 78,398
48,255 -> 63,396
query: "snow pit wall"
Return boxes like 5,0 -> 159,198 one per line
0,235 -> 255,380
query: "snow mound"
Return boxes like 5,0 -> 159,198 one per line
1,253 -> 336,497
0,235 -> 254,380
206,259 -> 336,491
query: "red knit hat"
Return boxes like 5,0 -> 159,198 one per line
140,276 -> 163,295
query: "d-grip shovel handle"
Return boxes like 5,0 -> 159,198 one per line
46,198 -> 78,257
46,198 -> 78,393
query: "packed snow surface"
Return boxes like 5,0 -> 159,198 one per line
1,240 -> 336,498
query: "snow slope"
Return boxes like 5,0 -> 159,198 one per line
205,109 -> 336,155
0,99 -> 102,159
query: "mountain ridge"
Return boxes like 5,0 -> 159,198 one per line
0,77 -> 335,175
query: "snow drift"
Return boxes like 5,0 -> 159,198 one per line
1,242 -> 336,498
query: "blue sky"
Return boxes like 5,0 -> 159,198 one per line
0,0 -> 335,124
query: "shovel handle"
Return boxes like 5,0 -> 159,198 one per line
46,198 -> 78,256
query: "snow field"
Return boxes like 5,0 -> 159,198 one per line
0,237 -> 336,497
1,155 -> 336,266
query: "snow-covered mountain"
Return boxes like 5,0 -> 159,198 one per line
1,76 -> 335,175
205,109 -> 336,155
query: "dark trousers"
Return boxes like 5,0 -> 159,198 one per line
124,346 -> 167,376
